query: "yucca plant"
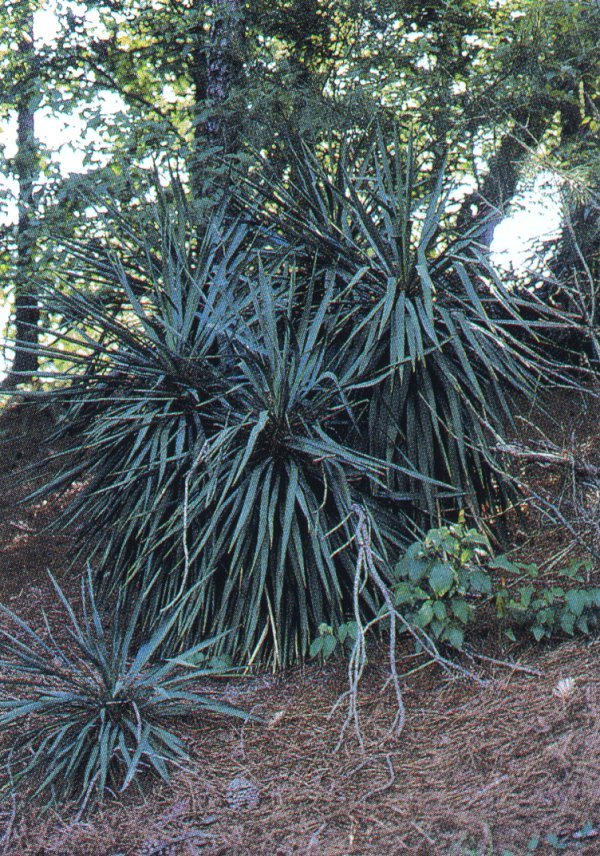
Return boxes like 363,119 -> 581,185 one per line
0,571 -> 249,809
239,130 -> 560,524
23,189 -> 435,666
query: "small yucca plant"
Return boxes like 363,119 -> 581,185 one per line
0,571 -> 249,809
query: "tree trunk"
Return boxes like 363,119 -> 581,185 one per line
4,2 -> 39,386
456,108 -> 548,248
189,2 -> 208,186
205,0 -> 244,152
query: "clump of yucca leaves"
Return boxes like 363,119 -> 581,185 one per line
238,130 -> 563,525
13,135 -> 562,666
0,571 -> 249,809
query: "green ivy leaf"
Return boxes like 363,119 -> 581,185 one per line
463,530 -> 490,548
395,553 -> 429,582
393,582 -> 418,605
321,634 -> 337,659
417,600 -> 434,627
440,533 -> 459,552
489,555 -> 521,573
560,612 -> 575,635
518,585 -> 535,609
309,637 -> 323,657
430,619 -> 445,638
521,563 -> 539,577
424,530 -> 444,549
407,558 -> 429,583
451,598 -> 470,623
344,621 -> 358,642
432,600 -> 447,620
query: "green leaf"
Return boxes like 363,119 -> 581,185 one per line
469,570 -> 492,594
518,585 -> 535,609
432,600 -> 447,620
488,555 -> 521,574
429,563 -> 454,597
560,612 -> 575,635
417,600 -> 434,627
344,621 -> 358,642
309,637 -> 323,658
565,589 -> 588,616
442,626 -> 464,649
393,582 -> 418,606
404,557 -> 429,583
321,635 -> 337,659
450,599 -> 470,624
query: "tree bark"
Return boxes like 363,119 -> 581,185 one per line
205,0 -> 244,152
4,2 -> 39,386
456,108 -> 548,248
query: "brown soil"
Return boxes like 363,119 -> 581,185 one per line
0,393 -> 599,856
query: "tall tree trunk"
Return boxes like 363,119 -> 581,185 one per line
205,0 -> 244,152
456,108 -> 548,248
5,2 -> 39,386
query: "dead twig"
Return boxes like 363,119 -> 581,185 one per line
495,441 -> 600,478
7,520 -> 35,533
361,754 -> 395,803
332,503 -> 485,751
463,647 -> 543,677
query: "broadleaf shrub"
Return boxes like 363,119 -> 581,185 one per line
325,530 -> 600,655
494,557 -> 600,642
388,521 -> 493,650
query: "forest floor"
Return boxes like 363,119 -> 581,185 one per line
0,390 -> 599,856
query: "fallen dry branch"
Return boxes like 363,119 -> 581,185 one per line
496,442 -> 600,479
463,647 -> 544,678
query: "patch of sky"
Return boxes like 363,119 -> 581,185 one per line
490,172 -> 563,272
